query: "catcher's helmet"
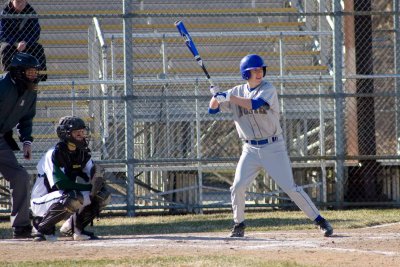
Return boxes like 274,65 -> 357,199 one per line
9,52 -> 41,86
239,54 -> 267,80
56,116 -> 90,148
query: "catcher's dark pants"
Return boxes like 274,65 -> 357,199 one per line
0,136 -> 31,228
0,42 -> 47,81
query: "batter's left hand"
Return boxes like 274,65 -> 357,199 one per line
214,91 -> 231,103
210,85 -> 221,95
23,143 -> 32,160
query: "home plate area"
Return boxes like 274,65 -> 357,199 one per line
1,223 -> 400,267
75,228 -> 400,257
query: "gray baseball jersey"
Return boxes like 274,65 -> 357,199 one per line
221,80 -> 282,140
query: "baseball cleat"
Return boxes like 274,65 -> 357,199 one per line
33,235 -> 46,242
315,218 -> 333,237
229,222 -> 246,237
44,234 -> 58,242
61,227 -> 98,239
34,234 -> 58,242
73,233 -> 91,241
12,225 -> 33,239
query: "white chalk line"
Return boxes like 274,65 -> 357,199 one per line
362,221 -> 400,229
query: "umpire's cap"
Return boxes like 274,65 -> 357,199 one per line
10,52 -> 40,69
8,52 -> 41,86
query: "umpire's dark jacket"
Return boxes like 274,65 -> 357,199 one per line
0,73 -> 36,150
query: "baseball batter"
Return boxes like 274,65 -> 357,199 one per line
208,54 -> 333,237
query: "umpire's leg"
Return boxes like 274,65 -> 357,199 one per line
0,149 -> 32,228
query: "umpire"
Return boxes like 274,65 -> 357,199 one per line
0,52 -> 40,238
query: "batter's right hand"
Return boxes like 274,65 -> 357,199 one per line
210,85 -> 221,95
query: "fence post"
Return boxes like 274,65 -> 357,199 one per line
333,0 -> 345,207
394,0 -> 400,155
111,35 -> 118,158
93,17 -> 110,158
278,32 -> 288,148
318,76 -> 327,204
195,80 -> 203,214
123,0 -> 135,216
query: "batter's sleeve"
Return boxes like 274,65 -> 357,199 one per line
257,84 -> 278,110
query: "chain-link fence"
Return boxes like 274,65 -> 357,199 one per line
1,0 -> 400,215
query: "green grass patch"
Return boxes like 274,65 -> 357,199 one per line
1,208 -> 400,238
4,256 -> 313,267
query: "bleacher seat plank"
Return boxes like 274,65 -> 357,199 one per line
40,7 -> 297,15
37,101 -> 89,108
33,117 -> 94,123
41,21 -> 305,32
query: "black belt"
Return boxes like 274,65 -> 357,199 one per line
245,136 -> 279,145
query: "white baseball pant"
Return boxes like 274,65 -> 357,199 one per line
230,138 -> 320,223
31,190 -> 92,217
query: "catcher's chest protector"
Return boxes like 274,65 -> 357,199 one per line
53,142 -> 91,182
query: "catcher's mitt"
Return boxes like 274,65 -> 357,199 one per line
90,165 -> 106,198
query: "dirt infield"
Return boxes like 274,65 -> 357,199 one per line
1,222 -> 400,266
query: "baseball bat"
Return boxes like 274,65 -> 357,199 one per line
174,20 -> 215,87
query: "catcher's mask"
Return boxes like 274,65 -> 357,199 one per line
8,52 -> 40,90
56,116 -> 90,149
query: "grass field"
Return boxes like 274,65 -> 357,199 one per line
1,209 -> 400,266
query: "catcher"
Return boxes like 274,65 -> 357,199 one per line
30,116 -> 110,241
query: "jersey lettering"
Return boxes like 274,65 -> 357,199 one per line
238,106 -> 268,117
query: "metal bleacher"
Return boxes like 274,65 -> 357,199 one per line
22,0 -> 333,164
1,0 -> 334,213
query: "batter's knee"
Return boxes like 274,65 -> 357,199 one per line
283,185 -> 305,200
284,184 -> 305,196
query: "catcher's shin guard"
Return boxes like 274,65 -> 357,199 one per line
37,191 -> 84,235
38,202 -> 70,235
75,187 -> 111,231
75,203 -> 98,231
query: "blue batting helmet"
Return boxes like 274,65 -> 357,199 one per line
239,54 -> 267,80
